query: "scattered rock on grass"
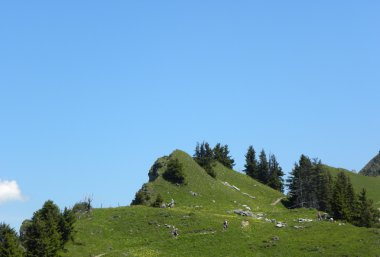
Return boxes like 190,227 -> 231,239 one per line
234,209 -> 254,217
241,220 -> 250,228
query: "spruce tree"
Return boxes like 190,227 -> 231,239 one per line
243,146 -> 258,179
287,155 -> 313,208
257,150 -> 269,184
163,158 -> 186,184
0,223 -> 24,257
355,189 -> 377,227
267,154 -> 284,192
193,142 -> 216,178
21,200 -> 75,257
213,143 -> 235,169
331,172 -> 352,221
316,168 -> 333,212
59,207 -> 76,247
345,176 -> 357,222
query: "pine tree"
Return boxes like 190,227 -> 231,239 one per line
243,146 -> 258,179
316,168 -> 333,212
287,155 -> 313,208
151,194 -> 164,208
355,189 -> 377,227
345,176 -> 357,222
59,207 -> 76,247
163,158 -> 186,184
21,200 -> 74,257
194,142 -> 216,178
0,223 -> 24,257
257,150 -> 269,184
213,143 -> 235,169
267,154 -> 284,192
331,172 -> 353,221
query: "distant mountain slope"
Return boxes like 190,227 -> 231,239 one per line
359,152 -> 380,177
133,149 -> 284,213
323,165 -> 380,208
61,150 -> 380,257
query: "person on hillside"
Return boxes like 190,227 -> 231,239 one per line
223,220 -> 228,230
172,227 -> 179,238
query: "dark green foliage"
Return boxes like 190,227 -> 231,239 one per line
257,150 -> 269,184
355,189 -> 378,227
59,208 -> 76,246
162,158 -> 186,184
194,142 -> 216,178
316,169 -> 333,213
151,194 -> 164,208
131,184 -> 151,205
287,155 -> 320,209
331,172 -> 356,222
0,223 -> 24,257
243,146 -> 258,179
267,154 -> 284,192
72,196 -> 92,214
288,162 -> 378,227
213,143 -> 235,169
244,147 -> 284,192
21,200 -> 75,257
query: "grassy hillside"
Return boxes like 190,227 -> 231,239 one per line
62,151 -> 380,257
323,165 -> 380,208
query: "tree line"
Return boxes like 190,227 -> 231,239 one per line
193,142 -> 378,227
193,142 -> 235,178
287,155 -> 379,227
0,198 -> 91,257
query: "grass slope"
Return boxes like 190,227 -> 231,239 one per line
63,151 -> 380,257
323,165 -> 380,208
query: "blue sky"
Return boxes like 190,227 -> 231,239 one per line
1,1 -> 379,230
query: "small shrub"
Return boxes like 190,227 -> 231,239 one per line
131,184 -> 151,205
163,158 -> 186,184
151,194 -> 164,208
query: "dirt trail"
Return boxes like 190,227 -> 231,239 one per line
271,197 -> 283,206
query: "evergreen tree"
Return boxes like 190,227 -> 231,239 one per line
316,168 -> 333,212
267,154 -> 284,192
162,158 -> 186,184
345,176 -> 357,222
21,200 -> 75,257
243,146 -> 258,179
59,207 -> 76,247
0,223 -> 24,257
194,142 -> 216,178
287,155 -> 314,208
213,143 -> 235,169
151,194 -> 164,208
131,184 -> 151,205
257,150 -> 269,184
355,189 -> 378,228
331,172 -> 354,221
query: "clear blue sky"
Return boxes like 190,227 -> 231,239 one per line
1,1 -> 379,230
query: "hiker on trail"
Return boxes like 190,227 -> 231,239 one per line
223,220 -> 228,230
172,227 -> 179,238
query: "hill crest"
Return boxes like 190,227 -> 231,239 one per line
359,151 -> 380,177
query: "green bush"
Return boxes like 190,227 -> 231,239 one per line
163,158 -> 186,184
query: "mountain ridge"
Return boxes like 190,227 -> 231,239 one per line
359,151 -> 380,177
61,149 -> 380,256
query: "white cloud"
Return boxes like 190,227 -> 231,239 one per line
0,180 -> 25,204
